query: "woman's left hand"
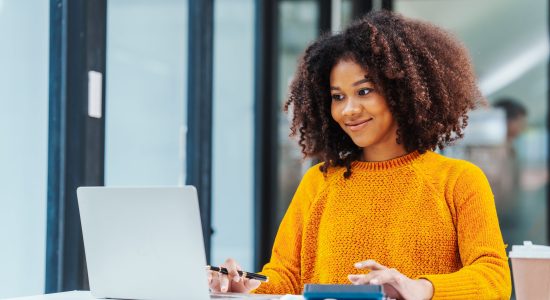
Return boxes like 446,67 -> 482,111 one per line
348,259 -> 433,300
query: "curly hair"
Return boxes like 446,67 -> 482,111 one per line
285,10 -> 483,178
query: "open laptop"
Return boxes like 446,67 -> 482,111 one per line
77,186 -> 210,300
77,187 -> 278,300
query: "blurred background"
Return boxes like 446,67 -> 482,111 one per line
0,0 -> 547,299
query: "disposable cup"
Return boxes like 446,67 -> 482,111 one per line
509,241 -> 550,300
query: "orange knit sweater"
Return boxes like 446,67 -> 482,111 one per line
253,151 -> 511,299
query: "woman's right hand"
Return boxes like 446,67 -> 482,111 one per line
207,258 -> 262,293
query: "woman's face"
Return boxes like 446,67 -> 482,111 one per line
330,59 -> 400,151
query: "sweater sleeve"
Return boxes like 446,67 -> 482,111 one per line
252,165 -> 323,295
419,163 -> 512,299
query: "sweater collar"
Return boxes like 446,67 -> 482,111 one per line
351,151 -> 422,171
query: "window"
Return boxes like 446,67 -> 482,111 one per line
0,0 -> 49,297
211,0 -> 255,270
105,0 -> 188,186
395,0 -> 549,246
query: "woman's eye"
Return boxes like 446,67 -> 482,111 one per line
331,94 -> 344,101
358,88 -> 372,96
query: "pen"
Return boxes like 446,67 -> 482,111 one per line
206,265 -> 269,282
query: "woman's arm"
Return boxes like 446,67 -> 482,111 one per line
419,163 -> 512,299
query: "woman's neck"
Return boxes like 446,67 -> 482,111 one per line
361,144 -> 408,162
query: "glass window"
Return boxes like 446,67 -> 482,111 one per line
395,0 -> 548,247
105,0 -> 188,186
341,0 -> 354,28
211,0 -> 255,270
0,0 -> 49,297
341,0 -> 371,29
274,0 -> 320,229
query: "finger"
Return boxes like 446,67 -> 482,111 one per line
223,258 -> 241,282
348,270 -> 386,285
208,271 -> 221,291
368,269 -> 405,286
207,271 -> 213,284
348,274 -> 370,285
209,273 -> 221,291
244,278 -> 261,291
234,263 -> 243,282
354,259 -> 387,270
219,272 -> 230,292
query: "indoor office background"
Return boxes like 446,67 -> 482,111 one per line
0,0 -> 547,299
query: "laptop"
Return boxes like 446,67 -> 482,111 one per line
78,186 -> 211,300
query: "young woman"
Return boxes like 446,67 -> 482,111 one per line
208,10 -> 511,299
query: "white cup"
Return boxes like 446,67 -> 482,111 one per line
509,241 -> 550,300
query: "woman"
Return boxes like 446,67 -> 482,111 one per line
208,10 -> 511,299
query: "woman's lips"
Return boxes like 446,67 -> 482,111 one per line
346,118 -> 373,132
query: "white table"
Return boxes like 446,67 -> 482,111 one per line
2,291 -> 300,300
2,291 -> 94,300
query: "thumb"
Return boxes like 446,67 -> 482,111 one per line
244,279 -> 261,291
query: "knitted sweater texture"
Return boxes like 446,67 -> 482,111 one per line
253,151 -> 511,299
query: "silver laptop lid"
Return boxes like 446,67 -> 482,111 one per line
77,186 -> 209,300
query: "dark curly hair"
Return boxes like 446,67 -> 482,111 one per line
284,10 -> 484,178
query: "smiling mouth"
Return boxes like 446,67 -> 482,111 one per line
345,118 -> 373,131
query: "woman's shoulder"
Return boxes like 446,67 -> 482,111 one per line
290,163 -> 333,206
299,162 -> 346,190
419,151 -> 489,192
420,151 -> 485,175
302,162 -> 331,183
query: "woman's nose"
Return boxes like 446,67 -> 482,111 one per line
342,98 -> 362,116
